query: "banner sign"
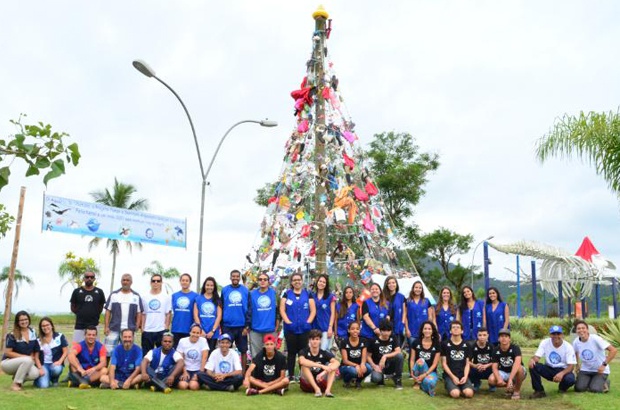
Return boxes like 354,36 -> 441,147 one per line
42,194 -> 186,248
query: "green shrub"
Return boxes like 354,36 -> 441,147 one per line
599,318 -> 620,349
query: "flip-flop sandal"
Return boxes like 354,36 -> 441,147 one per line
325,392 -> 335,398
315,392 -> 323,397
511,392 -> 521,400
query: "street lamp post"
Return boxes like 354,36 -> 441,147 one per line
132,59 -> 278,292
470,235 -> 494,288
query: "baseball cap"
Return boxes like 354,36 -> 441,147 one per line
549,325 -> 563,334
263,334 -> 277,344
218,333 -> 232,342
498,328 -> 511,336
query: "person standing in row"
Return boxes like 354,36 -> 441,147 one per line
361,283 -> 390,341
334,286 -> 360,344
384,276 -> 405,347
280,272 -> 315,381
70,271 -> 106,343
435,287 -> 457,341
104,274 -> 143,358
194,277 -> 222,351
311,274 -> 336,351
485,287 -> 509,345
247,272 -> 278,359
171,273 -> 198,346
142,274 -> 172,354
221,269 -> 249,372
573,319 -> 617,393
459,286 -> 485,342
405,281 -> 435,346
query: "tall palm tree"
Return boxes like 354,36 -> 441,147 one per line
1,266 -> 34,299
142,260 -> 181,294
536,110 -> 620,195
89,178 -> 149,294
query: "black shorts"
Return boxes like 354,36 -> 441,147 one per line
221,326 -> 248,353
444,376 -> 473,392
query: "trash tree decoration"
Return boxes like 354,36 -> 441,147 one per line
244,7 -> 423,294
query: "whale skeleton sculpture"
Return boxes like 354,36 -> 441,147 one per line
488,240 -> 616,299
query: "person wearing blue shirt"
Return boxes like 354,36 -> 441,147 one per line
100,329 -> 143,389
140,333 -> 184,393
247,272 -> 278,359
35,317 -> 68,388
221,269 -> 249,372
171,273 -> 198,346
485,287 -> 509,345
361,283 -> 390,341
383,276 -> 405,347
405,281 -> 435,346
279,273 -> 316,381
311,274 -> 336,351
193,277 -> 222,351
335,286 -> 360,342
435,287 -> 457,341
459,286 -> 486,342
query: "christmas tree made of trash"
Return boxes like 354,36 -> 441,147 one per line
245,7 -> 419,293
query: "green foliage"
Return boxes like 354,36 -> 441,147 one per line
57,251 -> 100,292
599,317 -> 620,349
254,182 -> 278,207
0,204 -> 15,238
366,131 -> 439,230
536,109 -> 620,196
0,266 -> 34,298
0,114 -> 81,192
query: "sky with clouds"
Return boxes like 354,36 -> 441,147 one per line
1,1 -> 620,313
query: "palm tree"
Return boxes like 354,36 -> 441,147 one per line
142,260 -> 181,294
536,110 -> 620,195
89,178 -> 149,294
1,266 -> 34,299
57,252 -> 100,292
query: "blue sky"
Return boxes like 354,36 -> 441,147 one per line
1,1 -> 620,313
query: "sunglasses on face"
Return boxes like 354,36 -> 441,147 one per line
151,279 -> 162,283
84,276 -> 95,279
258,278 -> 268,281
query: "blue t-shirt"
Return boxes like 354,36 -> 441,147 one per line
221,284 -> 249,328
336,302 -> 360,339
171,290 -> 198,334
111,344 -> 142,380
195,295 -> 220,338
389,293 -> 406,335
249,287 -> 277,333
406,298 -> 432,339
312,292 -> 335,332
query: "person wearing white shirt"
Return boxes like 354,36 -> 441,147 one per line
176,324 -> 210,391
528,325 -> 576,399
197,333 -> 243,391
142,275 -> 172,354
573,320 -> 617,393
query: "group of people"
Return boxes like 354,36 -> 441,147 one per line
1,271 -> 616,400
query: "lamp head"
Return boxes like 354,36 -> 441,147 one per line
260,119 -> 278,127
132,60 -> 156,78
485,235 -> 495,241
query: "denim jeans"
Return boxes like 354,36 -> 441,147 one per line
412,360 -> 438,394
340,363 -> 372,382
35,363 -> 65,388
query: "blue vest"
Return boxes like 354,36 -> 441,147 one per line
406,298 -> 431,338
486,301 -> 508,344
312,292 -> 334,332
390,293 -> 405,334
461,299 -> 485,341
150,347 -> 177,378
360,299 -> 390,339
250,288 -> 276,333
283,289 -> 311,335
77,340 -> 103,370
336,302 -> 359,338
196,295 -> 220,338
113,344 -> 142,380
436,305 -> 455,340
221,285 -> 249,327
171,291 -> 198,333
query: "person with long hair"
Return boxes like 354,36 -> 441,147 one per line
280,272 -> 316,381
35,317 -> 68,388
177,324 -> 210,391
361,283 -> 390,341
311,274 -> 336,350
339,321 -> 371,389
405,281 -> 435,346
383,276 -> 405,347
485,287 -> 509,345
1,311 -> 44,391
193,276 -> 222,351
171,273 -> 198,346
335,286 -> 360,343
409,320 -> 440,396
459,286 -> 485,342
435,287 -> 457,340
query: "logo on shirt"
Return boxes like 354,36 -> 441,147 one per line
349,349 -> 362,359
228,291 -> 242,305
149,299 -> 161,310
548,351 -> 561,365
219,361 -> 232,373
321,303 -> 328,310
257,295 -> 271,309
201,301 -> 215,316
477,353 -> 491,364
419,351 -> 431,361
264,364 -> 275,376
177,296 -> 190,309
85,295 -> 93,302
450,350 -> 465,361
500,356 -> 514,368
378,345 -> 393,355
186,349 -> 199,361
581,349 -> 594,361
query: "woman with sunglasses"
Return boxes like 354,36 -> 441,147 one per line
2,311 -> 44,391
35,317 -> 68,388
248,272 -> 278,359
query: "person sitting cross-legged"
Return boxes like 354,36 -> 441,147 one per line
100,329 -> 143,390
140,332 -> 184,393
243,334 -> 290,396
299,328 -> 340,397
67,326 -> 108,388
197,333 -> 244,391
489,328 -> 526,400
529,325 -> 576,399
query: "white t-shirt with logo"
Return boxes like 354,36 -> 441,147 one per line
143,292 -> 172,332
534,338 -> 577,368
205,348 -> 242,374
176,336 -> 210,372
573,334 -> 611,374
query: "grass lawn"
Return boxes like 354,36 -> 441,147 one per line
1,322 -> 618,409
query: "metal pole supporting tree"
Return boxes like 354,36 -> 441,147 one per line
613,277 -> 618,318
483,241 -> 490,293
531,260 -> 537,317
516,255 -> 521,318
558,280 -> 564,317
595,283 -> 601,318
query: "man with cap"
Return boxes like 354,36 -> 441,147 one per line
528,325 -> 577,398
197,333 -> 243,391
489,328 -> 526,400
243,334 -> 289,396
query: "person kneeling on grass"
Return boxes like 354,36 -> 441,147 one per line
441,320 -> 473,399
140,333 -> 184,393
339,321 -> 372,389
67,326 -> 108,388
244,334 -> 289,396
368,319 -> 404,390
573,319 -> 617,393
177,324 -> 210,391
100,329 -> 143,390
299,328 -> 340,397
488,328 -> 526,400
197,333 -> 244,391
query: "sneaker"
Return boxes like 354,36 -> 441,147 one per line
277,388 -> 287,396
225,385 -> 235,392
355,380 -> 362,389
67,381 -> 72,388
150,386 -> 156,392
343,380 -> 351,388
51,382 -> 59,388
99,383 -> 110,389
246,388 -> 259,396
529,391 -> 546,399
428,388 -> 436,397
395,380 -> 403,390
163,387 -> 172,394
78,383 -> 91,389
488,386 -> 496,392
603,380 -> 610,393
